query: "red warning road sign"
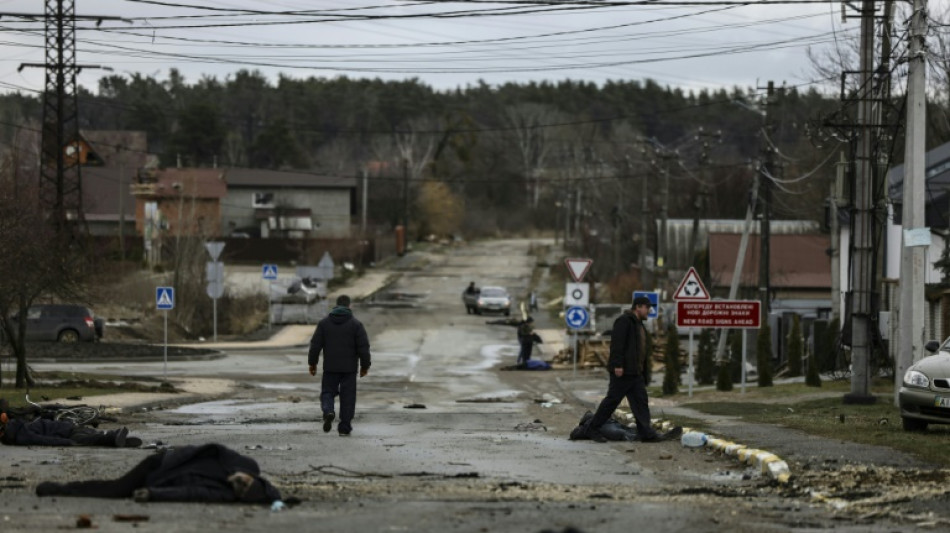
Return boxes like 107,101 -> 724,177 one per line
673,267 -> 710,300
676,300 -> 761,329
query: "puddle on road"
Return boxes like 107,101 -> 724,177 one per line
256,383 -> 303,391
172,399 -> 277,415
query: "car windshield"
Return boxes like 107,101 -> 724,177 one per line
480,288 -> 507,297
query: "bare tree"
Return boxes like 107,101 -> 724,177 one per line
504,103 -> 566,209
0,130 -> 92,388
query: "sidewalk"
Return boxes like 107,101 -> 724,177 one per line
176,270 -> 397,351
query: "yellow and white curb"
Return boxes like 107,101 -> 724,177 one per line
616,411 -> 792,484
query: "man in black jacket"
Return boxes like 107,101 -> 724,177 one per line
585,296 -> 680,443
308,294 -> 371,436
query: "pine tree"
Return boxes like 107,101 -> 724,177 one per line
756,323 -> 774,387
662,324 -> 680,395
697,329 -> 715,385
786,314 -> 803,377
805,347 -> 822,387
716,359 -> 734,391
667,323 -> 681,385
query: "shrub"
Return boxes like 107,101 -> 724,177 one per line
756,323 -> 773,387
786,314 -> 803,377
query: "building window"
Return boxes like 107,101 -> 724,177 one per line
252,192 -> 274,208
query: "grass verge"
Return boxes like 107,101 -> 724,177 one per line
1,370 -> 177,408
671,378 -> 950,467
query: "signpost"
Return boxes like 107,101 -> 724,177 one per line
673,268 -> 710,398
262,264 -> 278,330
156,286 -> 174,381
563,258 -> 593,381
204,242 -> 225,342
673,267 -> 762,396
565,306 -> 590,379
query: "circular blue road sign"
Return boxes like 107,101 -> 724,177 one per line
565,306 -> 590,330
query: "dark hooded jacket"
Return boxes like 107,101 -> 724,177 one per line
1,418 -> 75,446
143,444 -> 281,503
608,309 -> 649,376
308,306 -> 371,373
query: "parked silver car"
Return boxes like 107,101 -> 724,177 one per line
5,304 -> 104,343
463,286 -> 511,316
899,338 -> 950,431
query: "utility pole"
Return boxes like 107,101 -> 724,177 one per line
714,173 -> 760,362
830,152 -> 847,322
897,0 -> 928,405
14,2 -> 118,233
639,150 -> 650,288
759,81 -> 777,325
845,0 -> 878,405
402,158 -> 410,233
689,128 -> 718,265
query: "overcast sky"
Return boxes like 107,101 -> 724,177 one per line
0,1 -> 943,96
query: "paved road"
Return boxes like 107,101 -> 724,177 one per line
8,239 -> 945,532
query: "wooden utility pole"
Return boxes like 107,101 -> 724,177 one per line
897,0 -> 928,405
845,0 -> 878,404
759,82 -> 777,325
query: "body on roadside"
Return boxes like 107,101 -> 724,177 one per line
1,407 -> 140,448
35,443 -> 281,504
307,295 -> 371,436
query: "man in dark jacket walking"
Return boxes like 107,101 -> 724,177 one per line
585,296 -> 680,443
308,294 -> 371,436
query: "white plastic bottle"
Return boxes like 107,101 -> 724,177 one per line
681,431 -> 708,448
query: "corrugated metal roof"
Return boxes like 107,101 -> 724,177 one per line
709,233 -> 831,289
225,168 -> 356,188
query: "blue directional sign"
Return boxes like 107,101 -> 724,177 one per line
156,287 -> 175,310
633,291 -> 659,319
262,263 -> 278,280
565,306 -> 590,330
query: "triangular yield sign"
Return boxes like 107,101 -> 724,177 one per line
673,267 -> 710,300
564,258 -> 593,282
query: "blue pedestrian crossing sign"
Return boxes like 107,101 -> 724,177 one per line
633,291 -> 659,319
565,306 -> 590,330
156,287 -> 175,310
262,264 -> 278,280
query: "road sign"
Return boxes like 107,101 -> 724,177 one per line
206,261 -> 224,283
564,282 -> 590,307
565,306 -> 590,330
676,300 -> 761,329
674,267 -> 710,300
564,258 -> 593,282
204,241 -> 225,261
206,280 -> 225,299
633,290 -> 660,319
156,287 -> 174,310
262,264 -> 278,280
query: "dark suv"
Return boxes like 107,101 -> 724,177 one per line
8,304 -> 104,343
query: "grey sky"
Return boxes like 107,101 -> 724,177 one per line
0,1 -> 939,95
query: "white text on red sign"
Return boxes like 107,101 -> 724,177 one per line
676,300 -> 761,329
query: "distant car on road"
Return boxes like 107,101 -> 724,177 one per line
899,337 -> 950,431
463,286 -> 511,316
4,304 -> 104,343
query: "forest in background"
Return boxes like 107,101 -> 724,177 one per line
2,70 -> 950,285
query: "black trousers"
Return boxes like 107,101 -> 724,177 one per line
517,340 -> 533,365
321,371 -> 357,432
40,452 -> 165,498
588,373 -> 658,440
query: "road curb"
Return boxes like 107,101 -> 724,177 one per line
652,418 -> 791,484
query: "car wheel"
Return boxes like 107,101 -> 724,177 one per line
901,416 -> 928,432
475,308 -> 482,315
504,309 -> 510,316
58,329 -> 80,343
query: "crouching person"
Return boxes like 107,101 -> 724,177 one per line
36,443 -> 281,505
